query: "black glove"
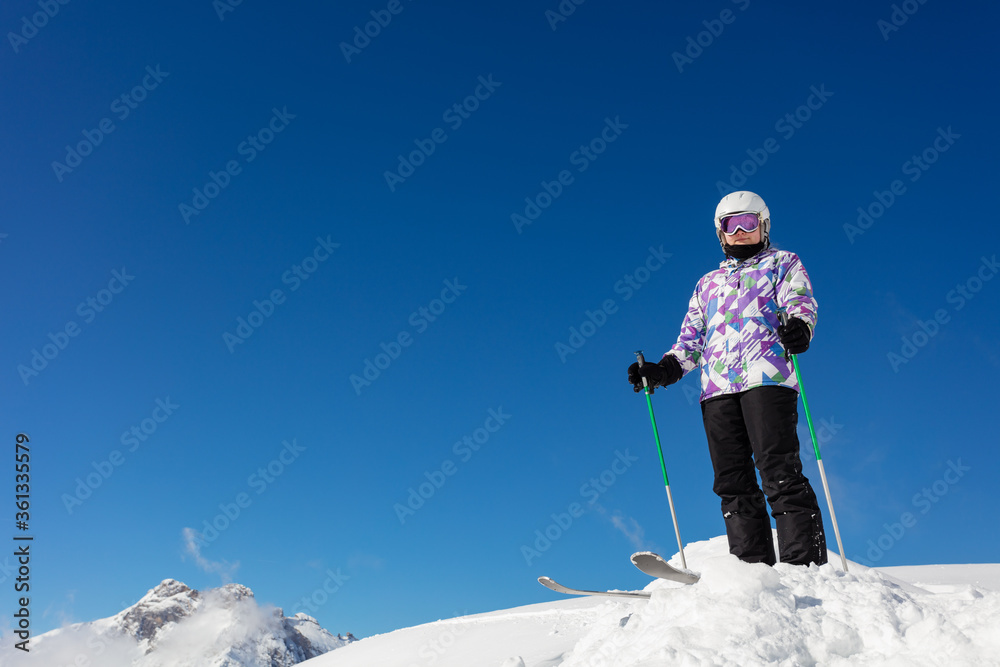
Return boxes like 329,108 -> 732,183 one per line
627,356 -> 682,392
777,316 -> 811,355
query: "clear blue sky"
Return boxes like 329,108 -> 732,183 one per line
2,0 -> 998,641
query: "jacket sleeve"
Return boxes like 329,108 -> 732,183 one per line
776,252 -> 817,335
665,279 -> 707,376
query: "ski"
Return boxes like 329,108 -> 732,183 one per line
630,551 -> 700,585
537,576 -> 651,599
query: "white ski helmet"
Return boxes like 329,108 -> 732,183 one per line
714,191 -> 770,248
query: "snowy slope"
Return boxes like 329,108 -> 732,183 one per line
304,596 -> 611,667
0,579 -> 353,667
308,536 -> 1000,667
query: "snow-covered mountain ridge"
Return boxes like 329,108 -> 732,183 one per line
308,536 -> 1000,666
1,578 -> 354,667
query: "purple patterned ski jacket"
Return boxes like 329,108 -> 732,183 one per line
665,247 -> 817,402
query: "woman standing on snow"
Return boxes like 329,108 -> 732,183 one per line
628,191 -> 827,566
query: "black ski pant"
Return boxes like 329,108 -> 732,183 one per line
701,386 -> 827,566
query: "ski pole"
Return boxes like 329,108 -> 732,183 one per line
777,309 -> 849,572
634,351 -> 688,570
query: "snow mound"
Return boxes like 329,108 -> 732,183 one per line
307,535 -> 1000,667
559,536 -> 1000,666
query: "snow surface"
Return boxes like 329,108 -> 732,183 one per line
307,536 -> 1000,667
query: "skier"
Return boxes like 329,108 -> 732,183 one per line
627,191 -> 827,566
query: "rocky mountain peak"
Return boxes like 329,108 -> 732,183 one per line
43,578 -> 359,666
117,578 -> 202,645
215,582 -> 256,603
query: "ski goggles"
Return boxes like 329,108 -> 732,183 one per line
719,212 -> 761,235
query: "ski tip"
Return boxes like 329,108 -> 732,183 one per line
537,576 -> 653,599
630,551 -> 660,562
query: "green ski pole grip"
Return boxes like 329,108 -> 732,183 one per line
777,309 -> 822,461
635,350 -> 670,486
